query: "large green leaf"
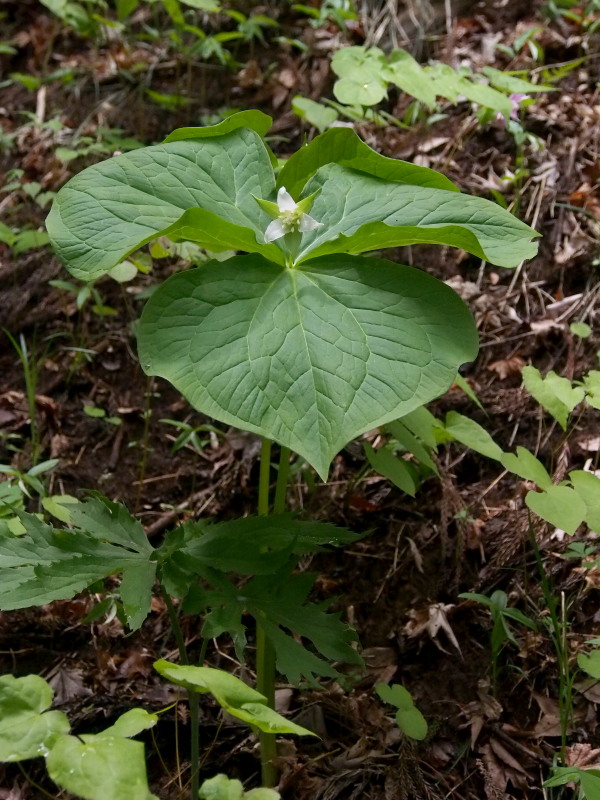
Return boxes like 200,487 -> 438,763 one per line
0,498 -> 156,629
276,126 -> 458,198
163,109 -> 272,142
46,126 -> 278,281
47,734 -> 155,800
296,164 -> 539,267
0,675 -> 70,762
138,253 -> 478,479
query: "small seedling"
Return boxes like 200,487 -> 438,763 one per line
376,683 -> 428,741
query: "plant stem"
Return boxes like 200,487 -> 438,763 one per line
529,523 -> 571,763
162,588 -> 200,799
273,446 -> 291,514
256,437 -> 278,785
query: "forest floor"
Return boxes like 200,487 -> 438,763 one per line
1,1 -> 600,798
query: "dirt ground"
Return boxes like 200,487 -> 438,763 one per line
1,1 -> 600,798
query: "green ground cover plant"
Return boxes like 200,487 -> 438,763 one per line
0,109 -> 539,795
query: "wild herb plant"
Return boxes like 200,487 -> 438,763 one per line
2,110 -> 538,791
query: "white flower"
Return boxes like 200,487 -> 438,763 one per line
264,187 -> 323,243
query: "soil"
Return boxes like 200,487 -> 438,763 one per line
1,1 -> 599,798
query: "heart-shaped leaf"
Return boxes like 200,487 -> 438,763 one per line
525,484 -> 586,534
46,734 -> 155,800
138,253 -> 478,478
0,675 -> 70,762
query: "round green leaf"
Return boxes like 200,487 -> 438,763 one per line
0,675 -> 70,762
577,650 -> 600,679
46,734 -> 152,800
395,706 -> 428,741
334,75 -> 388,106
138,253 -> 478,479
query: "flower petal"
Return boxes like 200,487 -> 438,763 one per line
276,187 -> 297,213
264,219 -> 286,242
298,214 -> 323,233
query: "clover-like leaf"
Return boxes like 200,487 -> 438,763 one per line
138,253 -> 478,479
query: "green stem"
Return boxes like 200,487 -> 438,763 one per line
255,444 -> 292,785
162,588 -> 200,799
273,446 -> 291,514
256,437 -> 277,785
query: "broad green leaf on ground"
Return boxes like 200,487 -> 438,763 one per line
578,650 -> 600,680
292,96 -> 339,132
138,253 -> 478,479
170,515 -> 360,576
444,411 -> 505,461
331,46 -> 387,105
100,709 -> 158,739
47,734 -> 156,800
383,49 -> 437,106
163,109 -> 271,142
199,774 -> 280,800
46,127 -> 278,281
276,127 -> 458,198
295,165 -> 539,267
397,406 -> 444,449
426,63 -> 512,117
0,675 -> 69,761
0,499 -> 156,629
569,471 -> 600,531
481,67 -> 554,94
522,365 -> 585,429
153,661 -> 313,735
364,443 -> 418,496
525,484 -> 586,534
501,446 -> 552,488
334,75 -> 388,105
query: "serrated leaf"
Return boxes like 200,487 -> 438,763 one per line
444,411 -> 504,461
153,661 -> 314,735
0,675 -> 70,762
525,484 -> 586,534
138,253 -> 477,480
46,734 -> 154,800
173,515 -> 359,575
295,164 -> 538,267
47,125 -> 278,281
501,446 -> 552,488
0,500 -> 155,628
569,471 -> 600,531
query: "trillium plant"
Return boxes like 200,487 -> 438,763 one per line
0,110 -> 539,797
